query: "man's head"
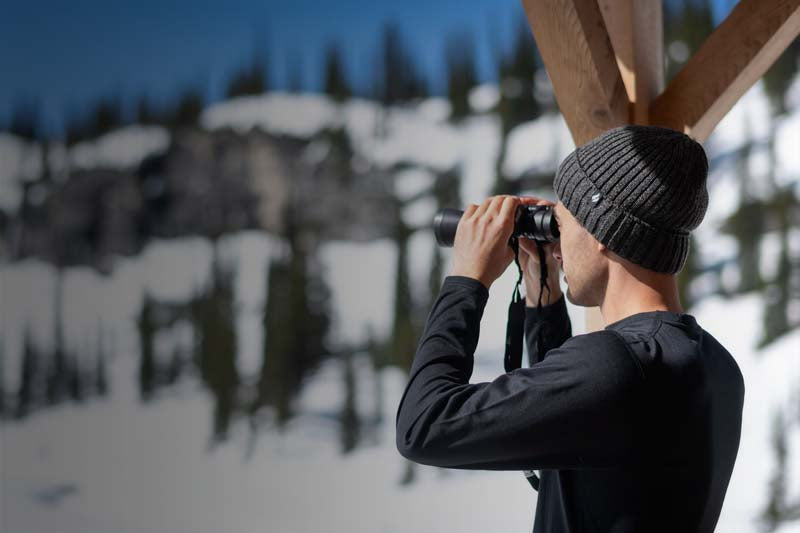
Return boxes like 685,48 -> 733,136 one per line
551,125 -> 709,305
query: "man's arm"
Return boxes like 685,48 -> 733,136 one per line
395,275 -> 644,471
524,293 -> 572,366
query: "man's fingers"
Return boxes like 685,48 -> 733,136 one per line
519,195 -> 555,207
498,196 -> 519,231
472,197 -> 494,219
463,203 -> 479,219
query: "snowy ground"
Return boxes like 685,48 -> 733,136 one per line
2,278 -> 799,533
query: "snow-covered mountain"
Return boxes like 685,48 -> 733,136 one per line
1,81 -> 799,532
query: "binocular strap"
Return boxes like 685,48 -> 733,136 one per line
504,237 -> 551,492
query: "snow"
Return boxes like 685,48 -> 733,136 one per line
393,168 -> 435,201
459,115 -> 503,204
201,92 -> 338,138
318,239 -> 396,348
469,84 -> 500,114
0,232 -> 285,394
202,93 -> 497,177
365,103 -> 461,171
705,80 -> 773,157
502,113 -> 575,178
69,125 -> 170,171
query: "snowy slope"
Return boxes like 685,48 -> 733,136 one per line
3,285 -> 798,533
2,79 -> 800,532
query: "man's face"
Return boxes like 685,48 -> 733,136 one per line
552,201 -> 608,307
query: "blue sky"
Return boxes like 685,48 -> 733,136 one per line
0,0 -> 735,136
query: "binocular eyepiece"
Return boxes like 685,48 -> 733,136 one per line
433,204 -> 560,247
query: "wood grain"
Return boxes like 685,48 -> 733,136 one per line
650,0 -> 800,142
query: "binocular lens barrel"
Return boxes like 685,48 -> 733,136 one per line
433,208 -> 463,247
433,205 -> 559,247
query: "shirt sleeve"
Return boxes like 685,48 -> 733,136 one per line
395,275 -> 645,471
524,292 -> 572,366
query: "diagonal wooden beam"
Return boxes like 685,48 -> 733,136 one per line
650,0 -> 800,142
521,0 -> 629,147
599,0 -> 664,124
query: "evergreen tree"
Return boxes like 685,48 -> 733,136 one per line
226,53 -> 268,99
166,347 -> 183,385
761,409 -> 788,530
339,350 -> 361,454
169,87 -> 204,128
8,99 -> 40,140
722,136 -> 767,294
496,17 -> 542,136
89,96 -> 123,137
677,232 -> 703,309
758,187 -> 795,348
138,293 -> 158,401
445,30 -> 479,120
136,94 -> 157,125
96,347 -> 108,397
67,355 -> 84,403
763,37 -> 800,115
375,22 -> 427,106
724,198 -> 765,294
253,215 -> 332,430
194,251 -> 239,441
16,325 -> 39,418
663,0 -> 715,81
46,274 -> 68,405
324,43 -> 351,102
391,221 -> 416,371
255,256 -> 295,427
94,321 -> 108,397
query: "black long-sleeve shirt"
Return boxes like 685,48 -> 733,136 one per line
395,275 -> 745,532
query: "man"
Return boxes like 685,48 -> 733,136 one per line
395,125 -> 745,532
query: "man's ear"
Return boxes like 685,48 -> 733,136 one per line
597,242 -> 607,254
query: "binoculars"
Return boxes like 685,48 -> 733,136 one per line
433,204 -> 560,247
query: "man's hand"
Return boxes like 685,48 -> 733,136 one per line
449,195 -> 520,290
517,196 -> 563,306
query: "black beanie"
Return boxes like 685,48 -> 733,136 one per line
553,125 -> 709,274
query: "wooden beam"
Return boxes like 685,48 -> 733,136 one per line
599,0 -> 664,124
650,0 -> 800,142
521,0 -> 629,146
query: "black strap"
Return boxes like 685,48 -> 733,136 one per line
503,236 -> 526,374
503,237 -> 551,492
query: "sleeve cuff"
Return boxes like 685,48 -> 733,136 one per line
525,292 -> 567,321
442,275 -> 490,302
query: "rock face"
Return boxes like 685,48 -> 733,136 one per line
4,126 -> 399,269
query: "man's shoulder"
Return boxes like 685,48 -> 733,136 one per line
547,330 -> 646,378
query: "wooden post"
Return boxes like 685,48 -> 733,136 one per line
521,0 -> 628,146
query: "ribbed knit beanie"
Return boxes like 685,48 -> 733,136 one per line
553,125 -> 709,274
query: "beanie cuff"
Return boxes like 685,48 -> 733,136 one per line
554,151 -> 690,274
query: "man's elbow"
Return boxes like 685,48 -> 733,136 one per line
395,425 -> 417,461
396,425 -> 450,467
395,423 -> 429,464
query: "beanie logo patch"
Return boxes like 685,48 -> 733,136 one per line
591,193 -> 602,203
